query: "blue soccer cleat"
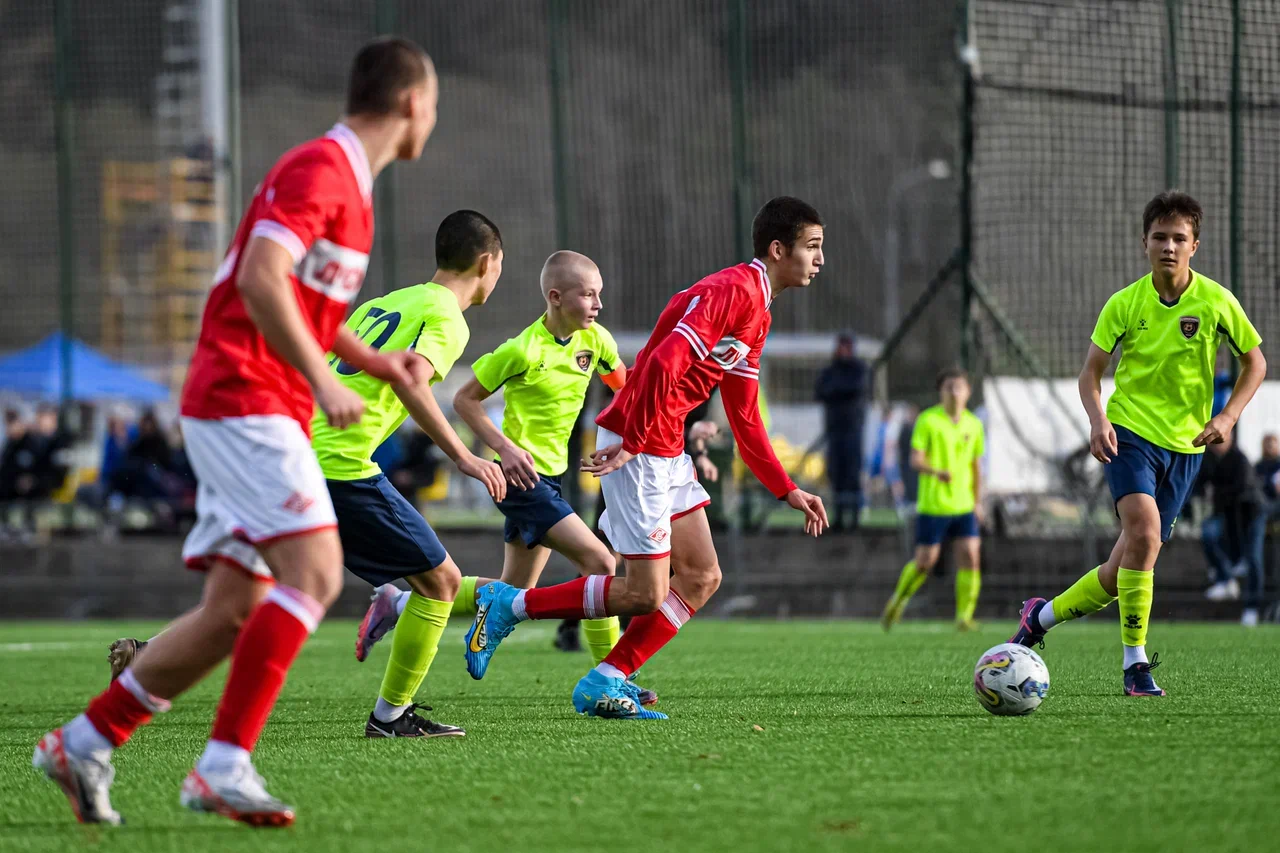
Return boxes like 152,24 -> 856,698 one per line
1123,654 -> 1167,697
572,670 -> 668,720
1009,597 -> 1049,649
464,582 -> 522,680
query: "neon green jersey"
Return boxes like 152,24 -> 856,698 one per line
912,405 -> 984,516
312,283 -> 469,480
471,316 -> 620,476
1091,270 -> 1261,454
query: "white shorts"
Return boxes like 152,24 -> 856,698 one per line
596,427 -> 711,560
180,415 -> 336,581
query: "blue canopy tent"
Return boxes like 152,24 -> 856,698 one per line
0,333 -> 170,402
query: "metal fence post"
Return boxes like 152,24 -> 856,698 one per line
375,0 -> 399,292
958,0 -> 976,371
54,0 -> 77,399
1229,0 -> 1242,302
1164,0 -> 1180,189
225,0 -> 241,238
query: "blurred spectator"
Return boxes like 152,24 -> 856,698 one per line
894,403 -> 919,510
386,431 -> 440,503
1257,433 -> 1280,504
1199,430 -> 1266,625
815,333 -> 867,531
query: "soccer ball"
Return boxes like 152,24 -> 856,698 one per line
973,643 -> 1050,716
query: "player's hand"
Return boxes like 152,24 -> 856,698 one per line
935,470 -> 953,484
499,443 -> 540,491
695,454 -> 719,483
313,376 -> 365,429
581,442 -> 635,477
785,488 -> 828,537
458,454 -> 506,502
688,421 -> 720,443
1193,412 -> 1236,447
974,502 -> 986,527
365,350 -> 423,385
1090,416 -> 1119,463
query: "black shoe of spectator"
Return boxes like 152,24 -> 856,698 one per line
554,619 -> 581,652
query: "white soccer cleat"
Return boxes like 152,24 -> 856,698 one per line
180,763 -> 296,828
1242,608 -> 1260,628
32,729 -> 122,825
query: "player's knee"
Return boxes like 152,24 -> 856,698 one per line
416,560 -> 461,601
581,551 -> 616,577
1129,526 -> 1162,562
682,563 -> 722,602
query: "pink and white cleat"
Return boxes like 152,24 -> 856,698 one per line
180,764 -> 295,828
355,584 -> 402,662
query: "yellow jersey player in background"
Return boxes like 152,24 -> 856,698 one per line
1009,191 -> 1266,696
881,367 -> 985,632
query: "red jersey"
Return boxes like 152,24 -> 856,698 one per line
181,123 -> 374,432
597,259 -> 796,498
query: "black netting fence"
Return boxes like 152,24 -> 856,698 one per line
971,0 -> 1280,380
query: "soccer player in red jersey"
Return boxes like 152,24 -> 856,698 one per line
464,197 -> 829,718
33,37 -> 438,827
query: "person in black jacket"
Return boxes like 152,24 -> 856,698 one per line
815,333 -> 866,531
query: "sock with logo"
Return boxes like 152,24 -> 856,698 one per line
1117,567 -> 1154,651
378,594 -> 452,710
1044,566 -> 1116,630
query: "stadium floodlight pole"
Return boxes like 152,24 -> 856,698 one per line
883,159 -> 952,337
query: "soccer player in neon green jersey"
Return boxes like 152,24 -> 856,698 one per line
104,211 -> 509,736
881,366 -> 985,632
316,210 -> 513,737
355,251 -> 656,700
1009,191 -> 1266,696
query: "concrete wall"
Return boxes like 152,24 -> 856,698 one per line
0,531 -> 1253,621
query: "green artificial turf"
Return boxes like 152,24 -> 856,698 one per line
2,620 -> 1276,852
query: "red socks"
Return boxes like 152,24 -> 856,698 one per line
522,575 -> 611,620
83,668 -> 171,747
601,589 -> 694,676
209,585 -> 323,751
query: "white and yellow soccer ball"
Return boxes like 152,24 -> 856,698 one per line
973,643 -> 1050,716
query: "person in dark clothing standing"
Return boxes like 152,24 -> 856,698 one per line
815,333 -> 867,531
1200,430 -> 1267,625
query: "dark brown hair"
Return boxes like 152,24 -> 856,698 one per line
751,197 -> 823,259
1142,191 -> 1203,239
345,36 -> 433,116
936,366 -> 969,392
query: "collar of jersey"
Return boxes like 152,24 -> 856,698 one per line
749,258 -> 772,308
1147,269 -> 1198,308
326,123 -> 373,203
536,314 -> 575,347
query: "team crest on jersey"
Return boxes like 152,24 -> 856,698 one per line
1179,315 -> 1200,339
574,350 -> 593,372
648,527 -> 669,544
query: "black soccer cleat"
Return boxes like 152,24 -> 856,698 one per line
364,704 -> 465,738
554,619 -> 582,653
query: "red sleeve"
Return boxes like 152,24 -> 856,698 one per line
720,350 -> 795,499
248,149 -> 344,264
621,333 -> 696,455
621,287 -> 743,454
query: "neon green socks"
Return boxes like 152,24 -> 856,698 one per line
450,575 -> 479,618
892,561 -> 928,604
954,569 -> 980,623
582,617 -> 621,666
378,594 -> 452,707
1049,566 -> 1116,625
1116,568 -> 1154,649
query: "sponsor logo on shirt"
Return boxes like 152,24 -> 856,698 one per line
709,336 -> 750,369
296,237 -> 369,304
1179,315 -> 1200,339
574,350 -> 593,372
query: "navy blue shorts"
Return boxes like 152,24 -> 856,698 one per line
1104,424 -> 1202,542
494,471 -> 575,549
915,512 -> 979,546
327,474 -> 448,586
